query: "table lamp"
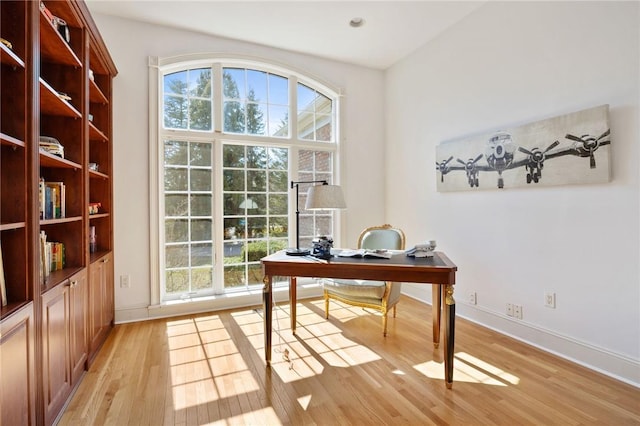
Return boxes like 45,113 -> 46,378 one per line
286,180 -> 346,256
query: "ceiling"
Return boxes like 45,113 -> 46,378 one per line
85,1 -> 485,69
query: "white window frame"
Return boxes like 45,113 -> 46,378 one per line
148,54 -> 343,308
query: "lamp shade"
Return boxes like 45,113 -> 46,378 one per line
305,184 -> 346,210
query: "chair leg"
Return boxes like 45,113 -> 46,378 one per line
324,292 -> 330,319
382,312 -> 388,337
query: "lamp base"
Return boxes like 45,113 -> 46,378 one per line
286,248 -> 311,256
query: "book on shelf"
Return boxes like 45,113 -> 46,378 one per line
40,231 -> 49,282
0,242 -> 7,307
336,248 -> 393,259
39,179 -> 66,220
39,231 -> 65,278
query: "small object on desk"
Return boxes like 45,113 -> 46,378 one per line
311,235 -> 333,259
406,240 -> 437,258
337,248 -> 392,259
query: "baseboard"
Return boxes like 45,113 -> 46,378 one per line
115,284 -> 324,324
401,288 -> 640,388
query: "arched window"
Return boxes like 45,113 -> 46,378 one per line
150,55 -> 341,304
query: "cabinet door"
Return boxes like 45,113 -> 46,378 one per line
41,284 -> 71,426
69,268 -> 87,385
0,304 -> 35,426
88,257 -> 104,355
102,252 -> 113,330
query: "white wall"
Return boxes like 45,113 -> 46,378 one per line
385,1 -> 639,385
89,14 -> 387,321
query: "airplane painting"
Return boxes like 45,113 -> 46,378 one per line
436,105 -> 611,192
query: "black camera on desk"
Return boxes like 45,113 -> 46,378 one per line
311,236 -> 333,259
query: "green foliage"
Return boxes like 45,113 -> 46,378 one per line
243,240 -> 287,262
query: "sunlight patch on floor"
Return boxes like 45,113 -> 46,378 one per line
298,394 -> 312,410
456,351 -> 520,385
413,352 -> 520,386
167,315 -> 260,410
203,407 -> 282,426
229,304 -> 382,383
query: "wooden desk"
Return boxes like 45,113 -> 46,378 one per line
261,250 -> 458,388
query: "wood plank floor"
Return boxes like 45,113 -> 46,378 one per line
59,296 -> 640,425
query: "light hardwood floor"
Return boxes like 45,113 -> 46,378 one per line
59,296 -> 640,425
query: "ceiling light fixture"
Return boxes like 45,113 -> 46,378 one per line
349,17 -> 365,28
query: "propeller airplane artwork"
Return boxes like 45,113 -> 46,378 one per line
436,129 -> 610,189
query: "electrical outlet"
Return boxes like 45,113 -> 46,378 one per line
120,275 -> 131,288
544,291 -> 556,308
506,303 -> 513,317
468,291 -> 477,305
514,304 -> 523,319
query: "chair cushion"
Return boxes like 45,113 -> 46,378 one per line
323,279 -> 386,299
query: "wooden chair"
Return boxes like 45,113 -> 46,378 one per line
323,224 -> 406,336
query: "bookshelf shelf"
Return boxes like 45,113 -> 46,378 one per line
89,122 -> 108,142
89,213 -> 109,220
0,300 -> 31,323
1,132 -> 26,148
41,266 -> 85,293
89,79 -> 109,104
39,78 -> 82,118
0,222 -> 27,231
89,169 -> 109,180
40,216 -> 83,226
39,150 -> 82,169
0,42 -> 25,68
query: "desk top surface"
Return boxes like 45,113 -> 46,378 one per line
261,250 -> 457,284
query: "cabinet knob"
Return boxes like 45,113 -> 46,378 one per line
102,257 -> 110,263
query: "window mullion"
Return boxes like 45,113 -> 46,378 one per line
290,76 -> 298,140
213,63 -> 223,134
213,138 -> 225,294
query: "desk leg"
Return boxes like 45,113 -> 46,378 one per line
432,285 -> 441,349
263,274 -> 273,366
444,284 -> 456,389
290,277 -> 297,335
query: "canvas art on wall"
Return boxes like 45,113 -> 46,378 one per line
435,105 -> 611,192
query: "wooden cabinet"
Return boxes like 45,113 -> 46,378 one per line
0,303 -> 36,426
69,268 -> 88,385
41,281 -> 72,425
41,268 -> 87,426
89,252 -> 113,359
0,1 -> 116,424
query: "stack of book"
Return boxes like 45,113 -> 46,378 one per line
39,136 -> 65,158
39,231 -> 65,280
39,179 -> 66,220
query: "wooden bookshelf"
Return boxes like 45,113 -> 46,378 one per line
0,1 -> 117,425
